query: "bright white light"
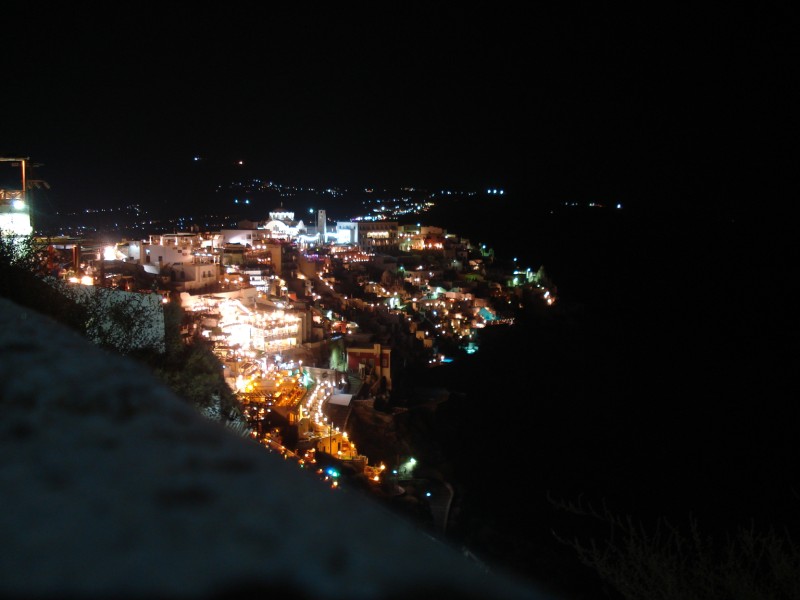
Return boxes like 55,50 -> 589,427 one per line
0,211 -> 32,236
12,199 -> 25,210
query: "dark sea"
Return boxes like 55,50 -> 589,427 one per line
404,194 -> 796,598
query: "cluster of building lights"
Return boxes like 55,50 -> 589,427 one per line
186,292 -> 381,487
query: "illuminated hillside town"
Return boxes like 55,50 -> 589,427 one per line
2,156 -> 556,509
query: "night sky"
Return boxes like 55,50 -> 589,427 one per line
2,5 -> 789,217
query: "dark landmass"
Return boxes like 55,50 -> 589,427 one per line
382,198 -> 796,598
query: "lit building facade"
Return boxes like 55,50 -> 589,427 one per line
346,343 -> 391,389
114,232 -> 221,290
336,220 -> 399,252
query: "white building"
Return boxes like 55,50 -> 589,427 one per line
335,220 -> 399,251
248,208 -> 308,241
114,233 -> 221,291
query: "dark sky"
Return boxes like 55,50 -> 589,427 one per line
2,5 -> 789,216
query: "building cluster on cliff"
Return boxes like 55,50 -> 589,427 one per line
40,205 -> 555,380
